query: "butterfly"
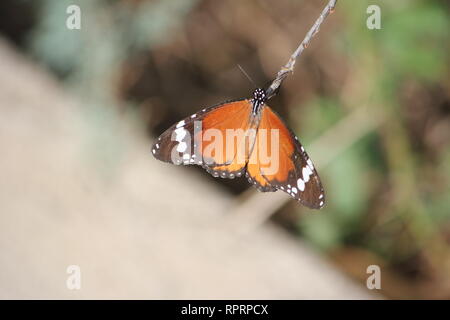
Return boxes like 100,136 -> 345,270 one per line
152,87 -> 325,209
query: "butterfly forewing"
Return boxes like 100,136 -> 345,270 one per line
152,99 -> 255,178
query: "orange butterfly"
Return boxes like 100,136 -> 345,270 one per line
152,88 -> 325,209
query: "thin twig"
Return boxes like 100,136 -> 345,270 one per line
265,0 -> 338,98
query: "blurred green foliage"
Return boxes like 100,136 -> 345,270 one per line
297,1 -> 450,283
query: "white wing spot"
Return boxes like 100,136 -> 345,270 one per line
152,149 -> 156,154
319,201 -> 324,207
191,114 -> 196,118
302,165 -> 313,183
174,127 -> 187,142
292,187 -> 297,194
177,142 -> 187,152
307,158 -> 314,170
176,120 -> 185,128
297,178 -> 305,191
319,194 -> 324,200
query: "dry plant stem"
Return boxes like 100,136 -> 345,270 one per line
265,0 -> 338,98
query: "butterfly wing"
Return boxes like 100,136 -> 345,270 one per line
152,99 -> 255,178
246,106 -> 325,209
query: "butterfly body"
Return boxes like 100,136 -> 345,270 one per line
152,88 -> 325,209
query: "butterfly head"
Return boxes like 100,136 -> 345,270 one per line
252,88 -> 267,114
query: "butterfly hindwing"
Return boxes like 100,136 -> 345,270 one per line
246,106 -> 325,209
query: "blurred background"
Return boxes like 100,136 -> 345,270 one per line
0,0 -> 449,299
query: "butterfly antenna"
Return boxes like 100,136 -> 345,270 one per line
237,64 -> 257,88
